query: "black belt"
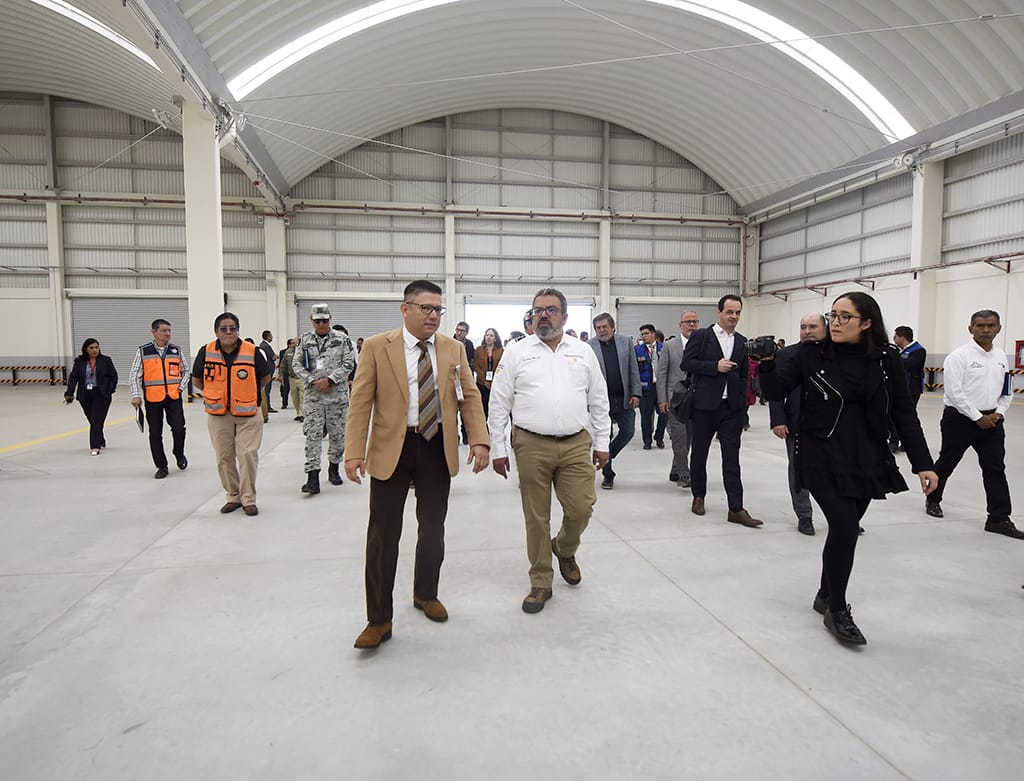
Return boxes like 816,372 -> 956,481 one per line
407,424 -> 444,435
515,425 -> 583,441
947,406 -> 995,415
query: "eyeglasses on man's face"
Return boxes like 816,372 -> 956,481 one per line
406,302 -> 446,315
825,312 -> 862,325
218,325 -> 239,333
530,306 -> 562,317
681,319 -> 699,325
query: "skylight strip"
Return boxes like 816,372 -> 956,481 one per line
28,0 -> 159,70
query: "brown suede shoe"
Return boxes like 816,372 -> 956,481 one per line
551,538 -> 581,585
727,509 -> 763,528
691,497 -> 705,516
413,595 -> 449,622
522,587 -> 553,614
220,502 -> 242,514
242,504 -> 259,516
354,621 -> 393,649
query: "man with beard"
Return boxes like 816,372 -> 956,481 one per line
488,288 -> 610,613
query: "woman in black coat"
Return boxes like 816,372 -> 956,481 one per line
65,338 -> 119,455
759,292 -> 939,646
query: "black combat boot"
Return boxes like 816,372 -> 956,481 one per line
328,463 -> 343,486
302,471 -> 320,494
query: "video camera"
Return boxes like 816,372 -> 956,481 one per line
745,335 -> 778,360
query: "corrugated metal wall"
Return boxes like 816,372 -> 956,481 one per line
0,203 -> 48,288
942,133 -> 1024,264
759,174 -> 913,291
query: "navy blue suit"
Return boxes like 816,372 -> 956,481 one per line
681,326 -> 749,510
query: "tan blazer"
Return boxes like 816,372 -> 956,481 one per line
344,328 -> 488,480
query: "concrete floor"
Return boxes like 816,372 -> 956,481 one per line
1,386 -> 1022,780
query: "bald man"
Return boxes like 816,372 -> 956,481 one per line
768,313 -> 826,535
657,311 -> 700,487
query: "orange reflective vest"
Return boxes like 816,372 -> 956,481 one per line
201,339 -> 259,417
141,343 -> 183,402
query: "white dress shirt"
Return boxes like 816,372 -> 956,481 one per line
943,339 -> 1012,420
402,327 -> 439,427
487,334 -> 611,459
712,323 -> 735,399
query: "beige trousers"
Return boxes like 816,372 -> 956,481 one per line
207,413 -> 264,506
289,381 -> 304,416
512,427 -> 596,588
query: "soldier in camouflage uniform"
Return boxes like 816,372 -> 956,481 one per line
293,304 -> 356,494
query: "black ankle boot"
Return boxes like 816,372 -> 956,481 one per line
327,463 -> 343,485
824,604 -> 867,645
302,471 -> 320,494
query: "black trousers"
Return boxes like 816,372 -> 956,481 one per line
931,406 -> 1011,523
689,400 -> 746,510
365,428 -> 451,623
279,375 -> 289,407
639,385 -> 667,445
145,397 -> 186,469
809,488 -> 870,613
477,383 -> 491,418
78,392 -> 112,449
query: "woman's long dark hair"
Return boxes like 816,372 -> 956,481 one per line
831,291 -> 890,353
79,338 -> 100,360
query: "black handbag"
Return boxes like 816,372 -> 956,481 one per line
669,329 -> 710,422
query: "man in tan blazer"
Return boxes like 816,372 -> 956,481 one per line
345,280 -> 490,650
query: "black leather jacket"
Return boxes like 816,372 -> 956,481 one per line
759,339 -> 934,474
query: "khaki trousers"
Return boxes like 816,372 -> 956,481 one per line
512,427 -> 596,588
289,381 -> 303,416
207,413 -> 264,506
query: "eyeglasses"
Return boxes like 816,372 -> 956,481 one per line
218,325 -> 239,333
406,302 -> 446,315
681,319 -> 699,325
825,312 -> 862,325
530,306 -> 562,317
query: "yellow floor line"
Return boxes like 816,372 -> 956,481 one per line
0,415 -> 136,455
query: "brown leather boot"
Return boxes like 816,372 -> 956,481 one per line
727,509 -> 763,527
691,497 -> 705,516
354,621 -> 393,649
413,595 -> 449,622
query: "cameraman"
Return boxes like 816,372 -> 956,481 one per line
681,295 -> 762,528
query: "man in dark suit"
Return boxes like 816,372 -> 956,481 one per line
590,312 -> 641,490
890,325 -> 927,452
769,313 -> 826,535
681,294 -> 762,527
345,281 -> 489,650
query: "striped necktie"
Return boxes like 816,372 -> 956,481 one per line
416,341 -> 440,440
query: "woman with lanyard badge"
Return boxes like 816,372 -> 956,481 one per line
473,328 -> 503,418
65,338 -> 119,455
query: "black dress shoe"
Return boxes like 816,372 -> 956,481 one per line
601,476 -> 614,490
812,593 -> 828,615
925,499 -> 943,518
655,439 -> 665,449
798,518 -> 815,535
295,415 -> 304,422
824,605 -> 867,645
154,467 -> 169,479
984,519 -> 1024,539
668,473 -> 678,483
642,443 -> 652,450
176,456 -> 188,471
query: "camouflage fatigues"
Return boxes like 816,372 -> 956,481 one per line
293,330 -> 356,471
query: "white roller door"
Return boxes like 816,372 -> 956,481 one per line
70,296 -> 190,386
294,299 -> 402,342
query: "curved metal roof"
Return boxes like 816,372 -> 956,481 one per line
3,0 -> 1024,208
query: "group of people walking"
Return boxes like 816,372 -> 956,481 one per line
62,281 -> 1017,653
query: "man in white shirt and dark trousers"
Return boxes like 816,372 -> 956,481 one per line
925,309 -> 1020,539
489,288 -> 611,614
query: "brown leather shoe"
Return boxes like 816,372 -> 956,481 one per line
727,509 -> 763,528
242,504 -> 259,516
551,537 -> 581,585
220,502 -> 242,514
354,621 -> 393,649
413,595 -> 449,622
522,587 -> 553,614
691,497 -> 705,516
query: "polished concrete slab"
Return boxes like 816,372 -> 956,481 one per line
1,386 -> 1022,780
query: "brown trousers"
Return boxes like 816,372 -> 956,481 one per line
365,428 -> 451,623
207,413 -> 263,506
289,381 -> 303,417
513,427 -> 596,588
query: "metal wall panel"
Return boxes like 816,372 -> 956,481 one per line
0,203 -> 48,286
294,298 -> 402,339
616,303 -> 720,340
758,174 -> 913,290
